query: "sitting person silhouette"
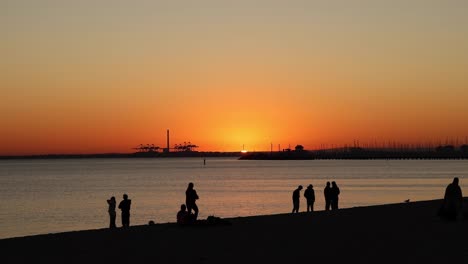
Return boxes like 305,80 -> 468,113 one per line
440,177 -> 463,221
177,204 -> 189,225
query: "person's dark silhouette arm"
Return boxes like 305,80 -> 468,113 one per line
457,187 -> 463,207
443,185 -> 450,202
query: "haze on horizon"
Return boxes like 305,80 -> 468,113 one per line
2,0 -> 468,155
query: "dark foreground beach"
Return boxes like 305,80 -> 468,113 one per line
2,199 -> 467,264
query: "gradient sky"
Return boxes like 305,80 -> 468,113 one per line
2,0 -> 468,154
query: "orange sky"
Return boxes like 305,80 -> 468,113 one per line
2,1 -> 468,155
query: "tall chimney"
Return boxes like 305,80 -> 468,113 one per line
166,129 -> 170,153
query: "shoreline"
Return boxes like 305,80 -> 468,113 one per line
2,199 -> 467,264
1,199 -> 466,241
0,199 -> 448,241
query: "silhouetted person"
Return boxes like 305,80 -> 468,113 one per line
107,196 -> 116,229
186,182 -> 199,220
177,204 -> 189,225
441,177 -> 463,221
304,184 -> 315,212
331,181 -> 340,210
118,194 -> 131,227
324,182 -> 332,211
292,185 -> 303,213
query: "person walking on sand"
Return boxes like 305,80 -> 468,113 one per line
441,177 -> 463,221
118,194 -> 132,227
304,184 -> 315,212
186,182 -> 199,220
107,196 -> 116,229
292,185 -> 303,213
324,182 -> 332,211
331,181 -> 340,210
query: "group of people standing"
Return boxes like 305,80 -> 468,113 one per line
106,184 -> 200,229
107,194 -> 132,228
324,181 -> 340,211
292,181 -> 340,213
105,178 -> 463,228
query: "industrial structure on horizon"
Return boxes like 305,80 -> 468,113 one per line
133,129 -> 199,154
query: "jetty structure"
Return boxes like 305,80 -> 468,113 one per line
240,143 -> 468,160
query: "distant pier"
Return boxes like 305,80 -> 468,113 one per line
239,146 -> 468,160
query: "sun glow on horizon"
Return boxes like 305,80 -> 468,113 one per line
2,1 -> 468,155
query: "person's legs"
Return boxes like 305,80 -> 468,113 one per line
122,212 -> 130,227
109,212 -> 116,228
331,199 -> 338,210
192,203 -> 199,220
325,200 -> 330,211
293,201 -> 299,213
187,203 -> 193,215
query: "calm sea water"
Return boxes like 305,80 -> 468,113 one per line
0,158 -> 467,239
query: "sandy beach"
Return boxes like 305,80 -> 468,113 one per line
2,199 -> 467,264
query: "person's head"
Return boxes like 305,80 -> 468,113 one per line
111,196 -> 115,201
298,185 -> 303,190
308,184 -> 313,189
188,182 -> 194,189
332,181 -> 337,187
123,194 -> 128,200
326,181 -> 330,187
180,204 -> 186,211
453,177 -> 459,185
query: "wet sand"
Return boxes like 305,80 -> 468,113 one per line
2,199 -> 467,264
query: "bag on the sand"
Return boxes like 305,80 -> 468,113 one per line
207,215 -> 231,225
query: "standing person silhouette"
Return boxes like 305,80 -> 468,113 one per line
185,183 -> 199,220
331,181 -> 340,210
304,184 -> 315,212
324,182 -> 332,211
292,185 -> 303,213
441,177 -> 463,221
118,194 -> 131,227
107,196 -> 116,229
